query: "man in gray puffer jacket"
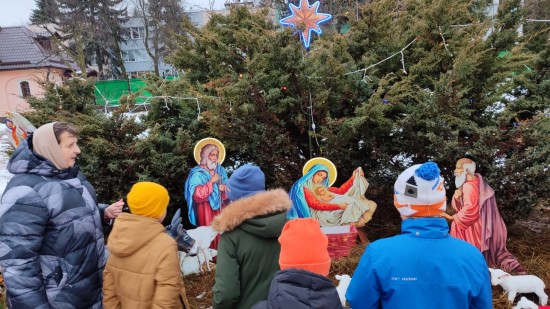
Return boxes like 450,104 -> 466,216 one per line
0,122 -> 124,309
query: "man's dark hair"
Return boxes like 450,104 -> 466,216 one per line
53,122 -> 79,143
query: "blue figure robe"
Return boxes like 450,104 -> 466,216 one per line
287,164 -> 330,219
184,164 -> 228,226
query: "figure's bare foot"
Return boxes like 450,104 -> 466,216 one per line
356,227 -> 369,244
511,265 -> 527,275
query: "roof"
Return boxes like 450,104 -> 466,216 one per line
0,26 -> 76,71
26,23 -> 59,38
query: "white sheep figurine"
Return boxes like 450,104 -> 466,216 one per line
512,296 -> 539,309
488,268 -> 548,305
179,249 -> 217,276
186,225 -> 218,272
335,274 -> 352,307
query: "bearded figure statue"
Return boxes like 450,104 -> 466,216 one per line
184,138 -> 229,249
440,158 -> 526,274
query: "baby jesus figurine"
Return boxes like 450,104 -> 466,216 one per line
306,168 -> 373,227
314,186 -> 357,210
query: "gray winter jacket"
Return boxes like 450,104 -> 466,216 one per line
0,136 -> 107,309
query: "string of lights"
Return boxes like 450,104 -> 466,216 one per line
345,38 -> 417,82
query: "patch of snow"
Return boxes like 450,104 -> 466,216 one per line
392,153 -> 413,166
494,155 -> 506,168
502,93 -> 518,102
0,124 -> 14,197
485,101 -> 506,114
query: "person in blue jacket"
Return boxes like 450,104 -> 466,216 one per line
346,162 -> 492,309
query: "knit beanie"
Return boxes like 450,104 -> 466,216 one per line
278,218 -> 331,276
127,182 -> 169,219
227,164 -> 265,202
394,162 -> 446,217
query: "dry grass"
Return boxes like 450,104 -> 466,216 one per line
184,210 -> 550,309
186,270 -> 216,309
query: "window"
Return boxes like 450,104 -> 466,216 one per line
121,28 -> 130,40
127,27 -> 145,39
121,26 -> 149,40
122,27 -> 146,40
130,27 -> 140,39
20,81 -> 31,98
122,49 -> 149,62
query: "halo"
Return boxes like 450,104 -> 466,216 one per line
193,137 -> 226,165
302,157 -> 337,186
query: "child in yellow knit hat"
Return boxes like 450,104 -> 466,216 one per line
103,182 -> 190,309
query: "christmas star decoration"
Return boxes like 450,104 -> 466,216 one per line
279,0 -> 332,49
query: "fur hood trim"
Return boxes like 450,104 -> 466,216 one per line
212,189 -> 291,233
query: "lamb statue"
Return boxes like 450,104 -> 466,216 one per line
166,209 -> 219,274
512,296 -> 539,309
488,268 -> 547,305
335,274 -> 352,307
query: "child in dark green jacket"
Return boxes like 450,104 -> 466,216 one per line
211,164 -> 292,309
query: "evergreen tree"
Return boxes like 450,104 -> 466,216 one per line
489,0 -> 550,220
171,6 -> 358,186
168,1 -> 548,222
30,0 -> 58,24
21,0 -> 548,227
91,0 -> 128,79
43,0 -> 127,78
340,0 -> 546,221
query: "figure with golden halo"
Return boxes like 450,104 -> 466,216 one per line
287,158 -> 376,231
440,157 -> 526,274
184,138 -> 229,248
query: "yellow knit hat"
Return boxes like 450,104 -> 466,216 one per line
127,182 -> 169,219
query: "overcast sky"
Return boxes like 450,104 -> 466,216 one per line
0,0 -> 227,27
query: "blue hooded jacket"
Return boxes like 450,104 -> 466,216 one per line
346,218 -> 492,309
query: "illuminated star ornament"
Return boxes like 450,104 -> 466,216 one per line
279,0 -> 332,49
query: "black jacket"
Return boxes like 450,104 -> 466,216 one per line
251,268 -> 343,309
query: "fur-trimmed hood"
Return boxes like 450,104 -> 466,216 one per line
212,189 -> 291,234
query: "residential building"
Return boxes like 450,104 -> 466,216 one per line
187,10 -> 221,28
120,3 -> 273,79
0,26 -> 75,116
224,0 -> 258,8
120,17 -> 176,78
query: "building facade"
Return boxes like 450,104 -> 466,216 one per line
120,17 -> 176,78
0,26 -> 73,116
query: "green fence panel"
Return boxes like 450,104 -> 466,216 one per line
95,80 -> 130,106
95,78 -> 154,106
129,79 -> 152,104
